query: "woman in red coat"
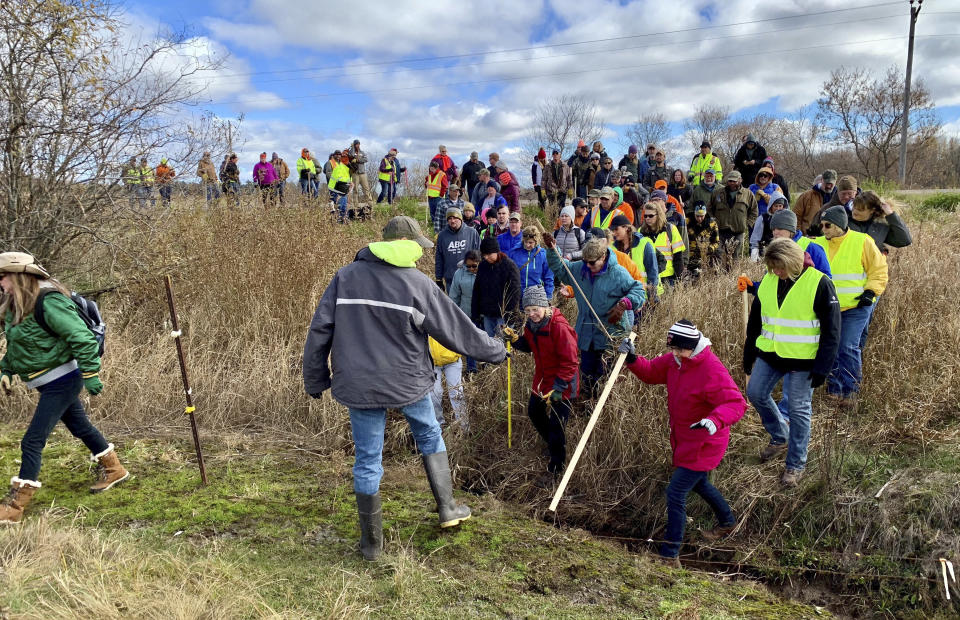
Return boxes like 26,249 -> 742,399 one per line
503,285 -> 579,484
619,320 -> 746,566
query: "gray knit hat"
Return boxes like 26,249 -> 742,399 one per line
769,209 -> 797,234
522,285 -> 549,309
822,205 -> 849,231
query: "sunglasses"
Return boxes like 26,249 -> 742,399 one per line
821,222 -> 834,229
522,233 -> 537,239
465,264 -> 479,270
643,214 -> 656,219
586,257 -> 605,267
600,197 -> 611,201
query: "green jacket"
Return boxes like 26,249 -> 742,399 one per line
1,291 -> 100,387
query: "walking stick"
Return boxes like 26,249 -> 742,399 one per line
549,331 -> 635,512
740,271 -> 751,384
507,340 -> 512,449
164,275 -> 208,486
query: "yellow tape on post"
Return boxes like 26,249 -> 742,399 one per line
184,405 -> 196,415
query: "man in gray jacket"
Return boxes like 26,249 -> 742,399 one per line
303,216 -> 507,562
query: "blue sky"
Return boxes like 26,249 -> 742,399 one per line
123,0 -> 960,179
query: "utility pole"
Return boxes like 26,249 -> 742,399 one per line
226,120 -> 233,155
898,0 -> 922,186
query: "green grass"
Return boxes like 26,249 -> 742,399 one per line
0,424 -> 824,618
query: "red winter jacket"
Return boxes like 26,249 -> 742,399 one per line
513,309 -> 579,398
625,344 -> 745,471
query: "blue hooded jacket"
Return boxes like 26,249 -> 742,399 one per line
507,244 -> 555,297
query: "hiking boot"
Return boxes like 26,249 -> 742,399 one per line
534,470 -> 559,490
89,444 -> 130,493
0,477 -> 41,525
421,451 -> 471,528
759,442 -> 787,463
824,392 -> 842,404
781,469 -> 804,487
701,523 -> 737,542
355,492 -> 383,561
838,395 -> 859,410
650,553 -> 681,569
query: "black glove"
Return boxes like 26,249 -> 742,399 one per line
309,393 -> 322,399
809,372 -> 826,389
435,278 -> 446,291
855,290 -> 875,308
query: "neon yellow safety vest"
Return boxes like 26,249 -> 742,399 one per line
689,153 -> 722,186
755,268 -> 824,359
654,224 -> 685,279
328,162 -> 351,191
589,207 -> 623,230
796,236 -> 812,252
139,166 -> 154,184
125,168 -> 140,185
379,159 -> 394,182
813,231 -> 869,308
426,170 -> 445,197
628,235 -> 654,285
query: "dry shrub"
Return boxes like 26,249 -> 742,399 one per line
0,510 -> 285,618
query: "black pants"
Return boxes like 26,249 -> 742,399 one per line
548,192 -> 566,210
527,393 -> 571,473
535,186 -> 545,209
19,370 -> 109,481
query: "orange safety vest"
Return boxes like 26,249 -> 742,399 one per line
426,170 -> 445,197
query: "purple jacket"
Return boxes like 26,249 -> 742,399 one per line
253,161 -> 279,186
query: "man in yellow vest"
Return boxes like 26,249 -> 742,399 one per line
138,157 -> 154,208
586,187 -> 625,230
424,161 -> 448,227
812,205 -> 887,409
688,140 -> 723,186
744,238 -> 840,487
122,157 -> 140,208
377,148 -> 398,205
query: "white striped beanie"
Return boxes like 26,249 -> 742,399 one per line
666,319 -> 701,351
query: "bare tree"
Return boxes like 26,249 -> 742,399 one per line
624,113 -> 670,151
817,65 -> 940,183
522,95 -> 605,160
684,104 -> 731,153
0,0 -> 223,269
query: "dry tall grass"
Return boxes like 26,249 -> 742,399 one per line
2,198 -> 958,613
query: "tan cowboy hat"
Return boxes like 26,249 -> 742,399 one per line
0,252 -> 50,278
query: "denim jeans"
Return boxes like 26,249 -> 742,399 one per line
331,191 -> 348,220
428,197 -> 441,223
158,184 -> 172,206
482,316 -> 504,338
300,178 -> 318,198
747,358 -> 814,471
431,360 -> 466,428
662,466 -> 734,558
377,181 -> 395,204
527,394 -> 571,473
348,394 -> 445,495
828,304 -> 875,397
859,297 -> 879,351
19,370 -> 109,481
205,183 -> 221,202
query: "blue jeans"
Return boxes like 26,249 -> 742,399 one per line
348,394 -> 445,495
747,358 -> 814,471
465,357 -> 478,373
662,467 -> 734,558
377,181 -> 395,204
331,191 -> 348,219
300,178 -> 317,198
428,197 -> 441,223
482,316 -> 504,338
205,183 -> 221,202
859,297 -> 878,351
19,371 -> 109,481
828,304 -> 875,397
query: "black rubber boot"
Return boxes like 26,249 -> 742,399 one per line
355,492 -> 383,561
421,451 -> 471,528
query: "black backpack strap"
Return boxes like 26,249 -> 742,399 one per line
33,290 -> 60,338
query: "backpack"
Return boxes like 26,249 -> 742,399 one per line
34,290 -> 106,357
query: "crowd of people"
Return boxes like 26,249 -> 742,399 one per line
4,133 -> 913,572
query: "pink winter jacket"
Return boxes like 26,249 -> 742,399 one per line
625,344 -> 746,471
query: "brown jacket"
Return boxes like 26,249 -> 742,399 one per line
708,187 -> 758,235
197,158 -> 217,184
272,158 -> 290,180
793,185 -> 833,234
543,160 -> 569,193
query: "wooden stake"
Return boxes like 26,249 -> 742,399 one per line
164,275 -> 208,486
507,340 -> 512,449
549,331 -> 636,512
741,272 -> 751,384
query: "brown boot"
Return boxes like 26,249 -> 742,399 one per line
759,442 -> 787,463
0,477 -> 41,524
702,523 -> 737,542
89,444 -> 130,493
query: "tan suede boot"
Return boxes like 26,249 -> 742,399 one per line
0,477 -> 42,524
89,444 -> 130,493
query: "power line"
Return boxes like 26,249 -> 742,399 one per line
239,13 -> 910,87
216,1 -> 906,80
201,34 -> 959,108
